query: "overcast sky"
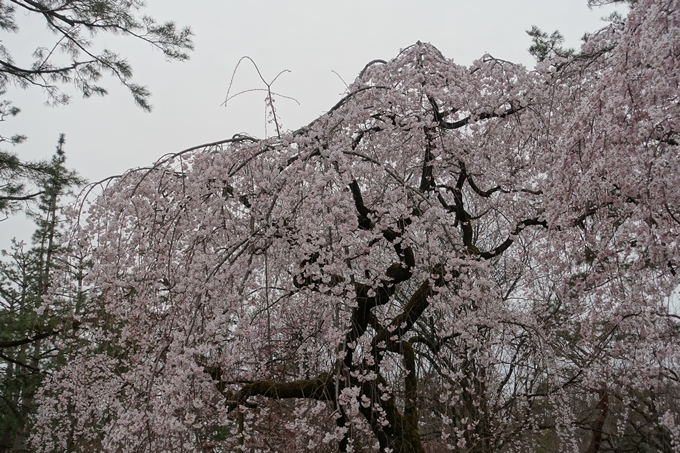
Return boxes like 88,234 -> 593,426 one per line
1,0 -> 626,245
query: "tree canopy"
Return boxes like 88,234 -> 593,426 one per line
31,0 -> 680,452
0,0 -> 193,215
0,0 -> 193,111
0,135 -> 83,452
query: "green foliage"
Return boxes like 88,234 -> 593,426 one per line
1,133 -> 82,218
0,0 -> 193,217
0,0 -> 194,110
526,26 -> 576,62
0,153 -> 44,216
0,240 -> 44,453
0,136 -> 82,452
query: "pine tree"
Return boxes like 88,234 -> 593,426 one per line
0,135 -> 82,452
0,0 -> 193,216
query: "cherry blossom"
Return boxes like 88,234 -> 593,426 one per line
32,1 -> 679,452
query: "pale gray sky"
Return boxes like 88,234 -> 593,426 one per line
1,0 -> 626,245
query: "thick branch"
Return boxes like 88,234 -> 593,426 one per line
585,390 -> 609,453
400,340 -> 418,429
419,128 -> 436,192
0,330 -> 55,349
446,171 -> 477,253
0,351 -> 42,373
0,58 -> 90,77
357,378 -> 425,453
11,0 -> 76,26
479,218 -> 547,259
349,179 -> 374,229
372,264 -> 446,349
0,191 -> 44,202
437,104 -> 524,130
345,282 -> 396,367
224,374 -> 334,411
463,163 -> 501,198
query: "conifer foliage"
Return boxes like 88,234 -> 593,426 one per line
32,1 -> 680,452
0,135 -> 82,452
0,0 -> 193,215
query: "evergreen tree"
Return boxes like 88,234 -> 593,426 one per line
0,0 -> 193,215
526,25 -> 576,62
0,135 -> 82,452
